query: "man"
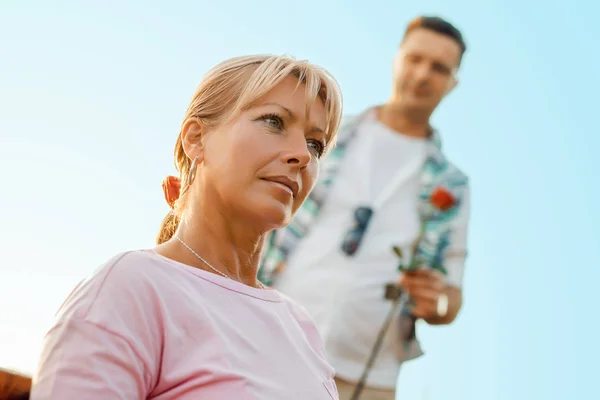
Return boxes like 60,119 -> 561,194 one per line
259,16 -> 470,400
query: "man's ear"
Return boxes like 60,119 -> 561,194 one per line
444,71 -> 459,96
181,118 -> 205,163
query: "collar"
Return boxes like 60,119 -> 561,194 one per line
342,106 -> 443,150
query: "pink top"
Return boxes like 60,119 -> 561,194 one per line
30,250 -> 339,399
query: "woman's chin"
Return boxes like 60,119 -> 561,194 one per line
264,206 -> 294,229
244,199 -> 293,230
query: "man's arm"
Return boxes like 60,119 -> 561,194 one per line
398,268 -> 462,325
399,185 -> 471,325
425,285 -> 463,325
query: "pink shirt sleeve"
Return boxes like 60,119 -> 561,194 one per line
31,319 -> 150,399
30,252 -> 160,399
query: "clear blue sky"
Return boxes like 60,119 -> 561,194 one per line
0,1 -> 597,399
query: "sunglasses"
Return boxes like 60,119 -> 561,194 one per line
341,206 -> 374,256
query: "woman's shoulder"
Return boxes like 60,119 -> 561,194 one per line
90,249 -> 171,282
278,293 -> 327,356
53,250 -> 174,325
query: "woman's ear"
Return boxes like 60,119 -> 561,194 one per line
181,118 -> 205,163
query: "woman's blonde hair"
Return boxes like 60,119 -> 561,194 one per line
156,54 -> 343,244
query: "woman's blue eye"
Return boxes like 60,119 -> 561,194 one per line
257,113 -> 325,158
308,140 -> 325,158
261,114 -> 284,130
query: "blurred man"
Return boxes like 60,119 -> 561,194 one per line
259,16 -> 470,400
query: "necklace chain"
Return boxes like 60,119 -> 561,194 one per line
175,236 -> 266,289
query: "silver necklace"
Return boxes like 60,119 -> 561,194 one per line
175,236 -> 266,289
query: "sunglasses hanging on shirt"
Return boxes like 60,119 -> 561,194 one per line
341,206 -> 374,256
339,152 -> 425,257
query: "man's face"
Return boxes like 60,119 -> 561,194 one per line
392,28 -> 462,113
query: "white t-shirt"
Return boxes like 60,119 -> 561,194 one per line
273,113 -> 469,389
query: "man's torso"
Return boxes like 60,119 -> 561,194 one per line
273,112 -> 430,388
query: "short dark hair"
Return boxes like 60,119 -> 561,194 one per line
403,16 -> 467,62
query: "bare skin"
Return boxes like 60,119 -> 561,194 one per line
385,27 -> 464,323
268,30 -> 466,323
398,269 -> 463,324
381,27 -> 461,139
155,76 -> 327,288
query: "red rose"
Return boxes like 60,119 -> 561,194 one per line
162,175 -> 181,209
430,186 -> 457,211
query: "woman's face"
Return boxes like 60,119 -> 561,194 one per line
187,76 -> 328,230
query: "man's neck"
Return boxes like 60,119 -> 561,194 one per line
377,103 -> 432,139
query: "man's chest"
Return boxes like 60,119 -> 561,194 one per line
320,121 -> 428,205
283,162 -> 424,284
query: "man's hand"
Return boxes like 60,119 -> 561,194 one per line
397,267 -> 462,324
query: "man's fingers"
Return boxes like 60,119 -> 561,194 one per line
401,268 -> 447,319
404,267 -> 445,280
411,299 -> 436,318
409,288 -> 440,302
401,275 -> 444,292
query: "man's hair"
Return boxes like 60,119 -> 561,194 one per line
403,16 -> 467,62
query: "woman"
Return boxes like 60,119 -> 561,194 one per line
30,54 -> 343,399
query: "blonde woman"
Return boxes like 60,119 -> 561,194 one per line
30,55 -> 343,400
